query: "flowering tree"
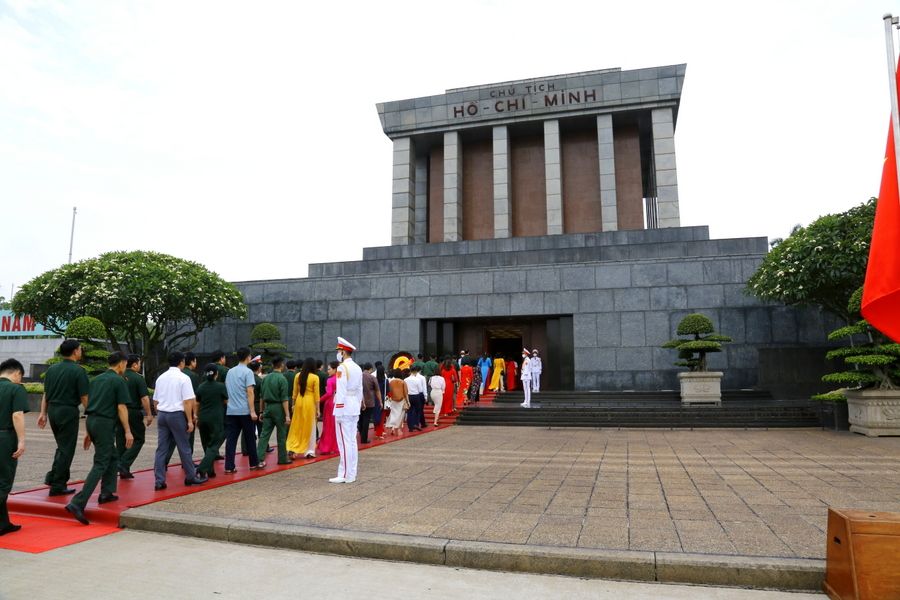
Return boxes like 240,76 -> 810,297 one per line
746,198 -> 875,322
12,251 -> 247,375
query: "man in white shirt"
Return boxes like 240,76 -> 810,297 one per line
405,364 -> 428,431
520,348 -> 533,409
152,352 -> 207,490
531,349 -> 543,393
330,337 -> 363,484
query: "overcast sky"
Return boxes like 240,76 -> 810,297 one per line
0,0 -> 893,297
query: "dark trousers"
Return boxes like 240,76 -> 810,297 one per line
256,403 -> 288,464
71,416 -> 117,509
165,428 -> 195,468
407,393 -> 426,430
196,417 -> 225,476
358,406 -> 372,443
0,431 -> 19,528
225,415 -> 260,471
116,408 -> 145,472
46,404 -> 80,492
154,411 -> 198,485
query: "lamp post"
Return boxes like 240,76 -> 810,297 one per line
68,206 -> 77,264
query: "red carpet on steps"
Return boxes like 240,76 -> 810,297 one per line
1,413 -> 458,554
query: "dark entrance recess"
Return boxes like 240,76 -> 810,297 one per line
420,315 -> 574,390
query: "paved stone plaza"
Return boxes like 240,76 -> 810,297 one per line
132,426 -> 900,560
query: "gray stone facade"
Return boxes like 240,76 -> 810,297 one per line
195,226 -> 832,393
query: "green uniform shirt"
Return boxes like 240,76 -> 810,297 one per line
182,367 -> 200,394
196,381 -> 228,419
216,364 -> 229,385
0,377 -> 29,429
423,360 -> 439,378
283,370 -> 296,396
316,370 -> 328,397
261,371 -> 289,403
44,358 -> 90,407
85,369 -> 129,419
412,360 -> 426,374
123,369 -> 149,410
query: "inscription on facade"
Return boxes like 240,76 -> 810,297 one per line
452,83 -> 599,119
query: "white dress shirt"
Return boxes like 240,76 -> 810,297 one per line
405,373 -> 427,396
153,367 -> 195,412
333,358 -> 363,417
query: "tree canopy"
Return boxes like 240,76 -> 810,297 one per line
13,251 -> 247,368
662,313 -> 732,372
745,198 -> 875,321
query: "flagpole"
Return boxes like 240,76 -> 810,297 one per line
883,14 -> 900,192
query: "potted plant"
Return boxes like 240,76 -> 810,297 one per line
662,313 -> 732,405
819,288 -> 900,437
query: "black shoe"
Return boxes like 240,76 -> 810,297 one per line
266,446 -> 275,453
184,475 -> 208,486
215,455 -> 224,461
65,503 -> 90,525
119,469 -> 134,480
98,493 -> 119,504
48,488 -> 76,496
154,482 -> 167,491
0,523 -> 22,536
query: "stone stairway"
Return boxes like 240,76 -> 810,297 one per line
456,390 -> 821,428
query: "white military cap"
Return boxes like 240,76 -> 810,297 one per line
336,337 -> 356,352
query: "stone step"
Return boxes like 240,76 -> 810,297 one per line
308,237 -> 768,278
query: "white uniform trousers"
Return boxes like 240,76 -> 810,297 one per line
334,414 -> 359,481
532,373 -> 541,392
521,376 -> 532,407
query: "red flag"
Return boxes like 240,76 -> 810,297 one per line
862,97 -> 900,341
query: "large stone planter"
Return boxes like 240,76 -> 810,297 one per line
678,371 -> 723,406
847,388 -> 900,437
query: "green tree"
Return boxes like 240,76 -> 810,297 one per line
249,322 -> 291,366
12,251 -> 247,376
662,313 -> 732,372
45,316 -> 110,377
816,288 -> 900,396
746,198 -> 875,322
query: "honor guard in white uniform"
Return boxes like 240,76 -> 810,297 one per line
519,348 -> 533,408
531,349 -> 542,393
330,337 -> 363,484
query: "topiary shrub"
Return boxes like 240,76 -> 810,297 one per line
662,313 -> 732,372
65,316 -> 107,341
249,322 -> 290,365
817,287 -> 900,397
44,316 -> 111,377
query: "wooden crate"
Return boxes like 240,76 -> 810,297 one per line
824,508 -> 900,599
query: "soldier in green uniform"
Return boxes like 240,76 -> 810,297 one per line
256,357 -> 291,465
38,339 -> 90,497
164,351 -> 200,467
195,363 -> 228,478
246,360 -> 266,454
65,352 -> 133,525
283,360 -> 297,406
0,359 -> 28,536
212,350 -> 229,458
117,354 -> 152,479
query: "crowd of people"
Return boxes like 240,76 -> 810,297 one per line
0,338 -> 546,533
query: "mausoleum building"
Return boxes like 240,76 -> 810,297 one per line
196,65 -> 832,395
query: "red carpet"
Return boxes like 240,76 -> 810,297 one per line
1,414 -> 457,553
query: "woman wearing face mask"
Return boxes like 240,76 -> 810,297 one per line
316,361 -> 340,455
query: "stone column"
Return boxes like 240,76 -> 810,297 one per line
492,125 -> 511,238
413,155 -> 428,244
443,131 -> 462,242
597,114 -> 618,232
651,107 -> 681,228
544,120 -> 562,235
391,137 -> 415,245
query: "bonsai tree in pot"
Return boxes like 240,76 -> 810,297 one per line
662,313 -> 732,405
817,288 -> 900,436
249,322 -> 291,367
